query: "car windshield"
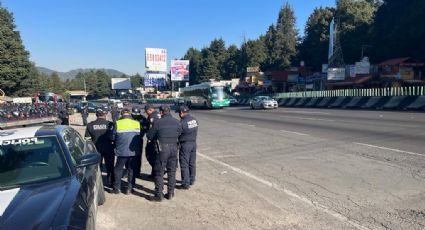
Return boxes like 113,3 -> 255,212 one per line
0,136 -> 70,189
210,87 -> 226,100
258,96 -> 272,101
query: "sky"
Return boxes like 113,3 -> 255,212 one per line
2,0 -> 335,75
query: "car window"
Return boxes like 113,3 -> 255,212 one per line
0,136 -> 70,189
62,129 -> 84,165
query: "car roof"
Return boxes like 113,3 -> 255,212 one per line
0,125 -> 63,141
0,126 -> 43,141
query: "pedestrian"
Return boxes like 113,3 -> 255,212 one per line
130,107 -> 147,186
112,108 -> 141,195
177,105 -> 199,189
81,105 -> 89,126
58,104 -> 69,125
144,104 -> 161,178
147,105 -> 182,201
85,109 -> 115,187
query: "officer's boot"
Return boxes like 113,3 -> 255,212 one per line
151,193 -> 164,202
165,192 -> 174,200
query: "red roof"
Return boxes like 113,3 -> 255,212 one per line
379,57 -> 424,66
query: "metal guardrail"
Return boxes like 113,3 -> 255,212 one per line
273,86 -> 425,98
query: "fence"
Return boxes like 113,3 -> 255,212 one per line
274,86 -> 425,98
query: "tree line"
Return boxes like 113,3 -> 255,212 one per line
183,0 -> 425,84
1,1 -> 424,96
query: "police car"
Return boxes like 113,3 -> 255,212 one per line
0,125 -> 105,230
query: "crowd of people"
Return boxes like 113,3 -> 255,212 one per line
84,104 -> 199,202
0,102 -> 67,123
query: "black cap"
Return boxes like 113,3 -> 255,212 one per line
159,105 -> 170,112
144,104 -> 155,110
96,109 -> 106,117
121,108 -> 131,114
178,105 -> 190,113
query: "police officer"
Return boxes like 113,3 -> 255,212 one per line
112,108 -> 141,194
85,109 -> 115,187
147,105 -> 181,201
81,105 -> 89,126
111,105 -> 119,123
144,104 -> 161,178
130,107 -> 147,185
177,105 -> 199,189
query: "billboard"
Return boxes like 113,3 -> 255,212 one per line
355,61 -> 370,75
145,48 -> 167,72
171,60 -> 190,81
111,78 -> 131,90
327,68 -> 346,81
144,72 -> 167,87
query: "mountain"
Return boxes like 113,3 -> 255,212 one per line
37,67 -> 127,80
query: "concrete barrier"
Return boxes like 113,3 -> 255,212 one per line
406,96 -> 425,110
284,98 -> 298,107
295,98 -> 311,107
316,97 -> 334,108
361,97 -> 390,109
278,98 -> 290,106
305,97 -> 322,107
328,97 -> 351,108
343,97 -> 368,109
383,96 -> 407,109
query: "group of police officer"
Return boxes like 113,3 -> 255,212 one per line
84,103 -> 198,202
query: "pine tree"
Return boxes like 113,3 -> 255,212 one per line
273,3 -> 298,69
0,5 -> 36,96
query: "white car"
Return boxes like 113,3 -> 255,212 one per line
250,96 -> 278,109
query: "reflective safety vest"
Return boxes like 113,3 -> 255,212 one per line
114,118 -> 141,157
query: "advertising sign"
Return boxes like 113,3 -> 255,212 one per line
327,68 -> 346,81
246,66 -> 260,73
349,65 -> 356,78
355,60 -> 370,75
12,97 -> 32,104
145,48 -> 167,72
171,60 -> 190,81
144,72 -> 167,87
111,78 -> 132,90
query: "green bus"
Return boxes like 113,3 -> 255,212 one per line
181,82 -> 230,109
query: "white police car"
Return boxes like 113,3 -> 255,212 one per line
0,125 -> 105,229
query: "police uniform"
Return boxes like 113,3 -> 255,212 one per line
81,106 -> 89,126
130,107 -> 147,185
85,110 -> 115,186
147,105 -> 182,201
178,105 -> 199,188
145,105 -> 161,176
112,109 -> 141,194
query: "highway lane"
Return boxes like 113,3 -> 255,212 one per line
191,106 -> 425,229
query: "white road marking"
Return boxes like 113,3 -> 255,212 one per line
280,130 -> 310,136
280,115 -> 335,122
0,188 -> 20,216
354,142 -> 423,157
214,154 -> 241,159
282,111 -> 332,115
199,152 -> 370,230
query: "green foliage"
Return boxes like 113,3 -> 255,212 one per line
66,70 -> 113,98
183,47 -> 203,84
130,73 -> 142,88
298,7 -> 335,70
273,3 -> 298,69
0,6 -> 36,96
371,0 -> 425,62
241,39 -> 267,70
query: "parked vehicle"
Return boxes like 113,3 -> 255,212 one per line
249,96 -> 278,109
0,125 -> 105,230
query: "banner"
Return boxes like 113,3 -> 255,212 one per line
171,60 -> 190,81
144,72 -> 167,87
145,48 -> 167,72
111,78 -> 131,90
327,68 -> 346,81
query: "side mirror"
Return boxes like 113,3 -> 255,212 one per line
76,153 -> 101,168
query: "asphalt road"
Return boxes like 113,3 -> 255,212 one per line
190,106 -> 425,230
74,106 -> 425,230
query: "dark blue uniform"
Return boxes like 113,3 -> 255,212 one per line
147,113 -> 182,198
81,107 -> 89,126
145,111 -> 161,176
85,118 -> 115,186
179,114 -> 199,187
131,114 -> 148,185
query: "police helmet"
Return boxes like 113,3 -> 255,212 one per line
96,108 -> 106,117
132,107 -> 141,116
